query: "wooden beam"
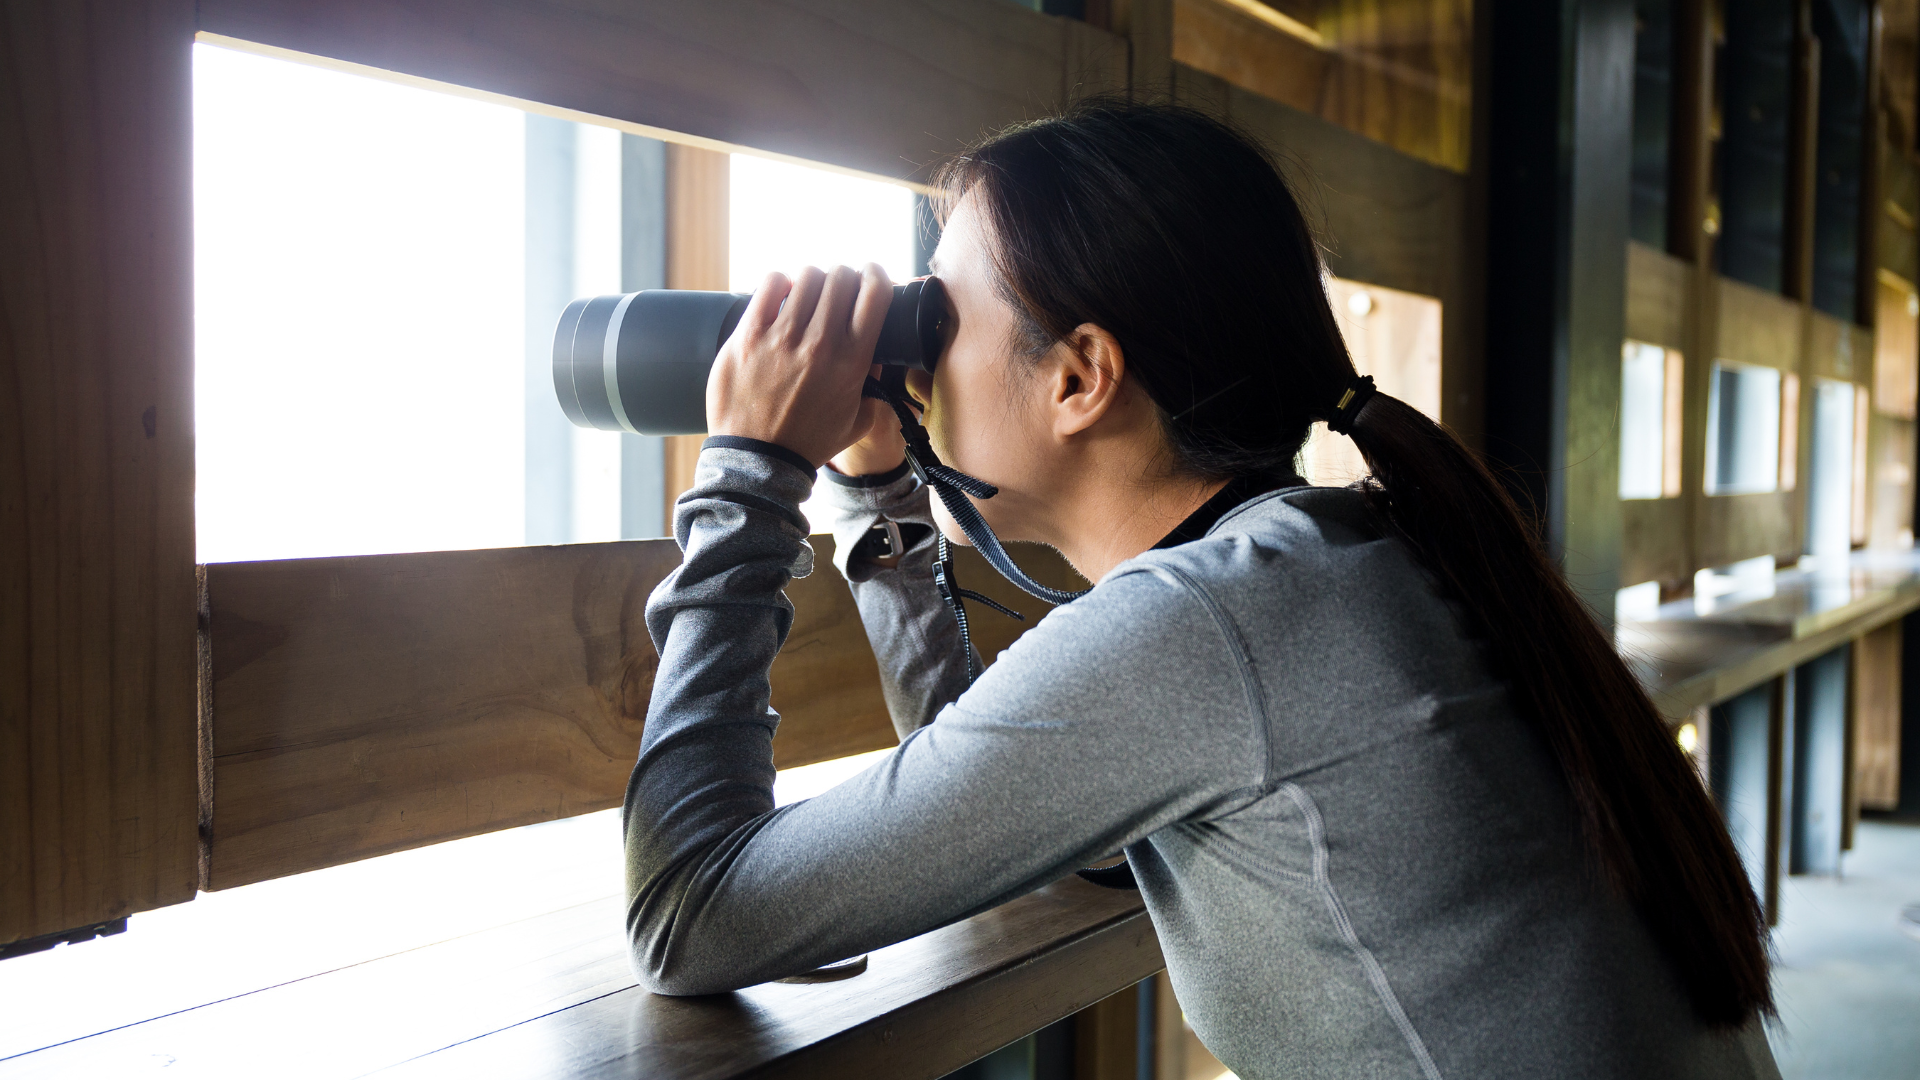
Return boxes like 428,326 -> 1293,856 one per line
0,0 -> 201,944
194,0 -> 1128,187
1854,617 -> 1904,810
1784,5 -> 1821,305
663,143 -> 730,512
201,535 -> 1078,890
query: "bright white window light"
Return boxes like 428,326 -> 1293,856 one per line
730,155 -> 917,290
730,154 -> 916,531
1703,361 -> 1782,496
194,44 -> 527,563
570,124 -> 626,544
1620,341 -> 1668,499
1807,379 -> 1857,560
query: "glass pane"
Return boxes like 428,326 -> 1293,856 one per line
1703,360 -> 1782,495
1630,0 -> 1673,250
1620,340 -> 1668,499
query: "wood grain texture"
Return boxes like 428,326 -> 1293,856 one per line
1171,0 -> 1472,172
195,0 -> 1128,186
1073,982 -> 1139,1080
203,535 -> 1081,889
1853,617 -> 1903,809
0,0 -> 201,943
15,876 -> 1157,1080
1625,241 -> 1692,349
1716,275 -> 1807,370
382,878 -> 1158,1080
663,142 -> 729,511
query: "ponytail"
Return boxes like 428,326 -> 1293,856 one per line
940,96 -> 1773,1027
1343,391 -> 1772,1026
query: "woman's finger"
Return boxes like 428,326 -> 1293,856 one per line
847,264 -> 892,361
811,265 -> 863,351
740,271 -> 791,337
777,265 -> 827,341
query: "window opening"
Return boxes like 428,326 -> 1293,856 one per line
1299,279 -> 1443,486
1619,340 -> 1684,499
1703,360 -> 1784,495
1805,377 -> 1857,561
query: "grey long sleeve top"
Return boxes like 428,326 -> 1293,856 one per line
623,444 -> 1782,1080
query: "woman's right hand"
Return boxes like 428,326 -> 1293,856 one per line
827,366 -> 909,478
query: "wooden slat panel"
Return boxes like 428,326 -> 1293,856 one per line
204,535 -> 1082,889
1625,241 -> 1691,350
1854,618 -> 1903,810
1716,275 -> 1806,370
195,0 -> 1128,186
1170,0 -> 1471,173
0,0 -> 201,943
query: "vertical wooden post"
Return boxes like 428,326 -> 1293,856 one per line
1100,0 -> 1173,98
1765,672 -> 1789,925
1855,2 -> 1887,329
662,143 -> 730,520
1074,982 -> 1139,1080
1,0 -> 201,946
1668,0 -> 1717,265
1784,2 -> 1821,304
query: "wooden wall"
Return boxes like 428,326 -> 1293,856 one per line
199,535 -> 1082,890
1,0 -> 202,946
196,0 -> 1128,187
1,0 -> 1132,942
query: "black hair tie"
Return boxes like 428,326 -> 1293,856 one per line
1326,375 -> 1377,435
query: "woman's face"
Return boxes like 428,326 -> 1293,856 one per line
908,193 -> 1060,545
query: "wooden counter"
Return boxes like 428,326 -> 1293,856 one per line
1621,552 -> 1920,717
6,876 -> 1159,1080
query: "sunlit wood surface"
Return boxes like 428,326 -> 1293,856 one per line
5,874 -> 1156,1080
201,535 -> 1081,891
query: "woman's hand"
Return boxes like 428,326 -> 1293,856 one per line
827,369 -> 909,478
707,264 -> 892,467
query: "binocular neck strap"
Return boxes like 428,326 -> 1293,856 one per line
863,375 -> 1090,610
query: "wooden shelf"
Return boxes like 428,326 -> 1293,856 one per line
1621,552 -> 1920,715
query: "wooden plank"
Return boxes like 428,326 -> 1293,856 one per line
385,879 -> 1157,1080
203,535 -> 1082,890
0,0 -> 201,944
195,0 -> 1128,187
1716,275 -> 1806,370
1169,0 -> 1472,173
1854,618 -> 1903,809
663,142 -> 730,510
11,876 -> 1156,1080
1625,241 -> 1691,349
1073,982 -> 1140,1080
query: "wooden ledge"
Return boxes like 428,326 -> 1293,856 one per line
14,876 -> 1160,1080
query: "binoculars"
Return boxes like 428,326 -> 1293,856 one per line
553,277 -> 948,436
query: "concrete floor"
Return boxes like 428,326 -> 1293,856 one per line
1767,818 -> 1920,1079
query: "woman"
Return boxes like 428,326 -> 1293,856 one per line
624,101 -> 1779,1078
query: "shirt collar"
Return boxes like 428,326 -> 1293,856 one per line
1153,474 -> 1301,549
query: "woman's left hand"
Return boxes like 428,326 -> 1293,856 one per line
706,263 -> 892,467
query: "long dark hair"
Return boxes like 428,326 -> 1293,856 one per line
935,99 -> 1772,1028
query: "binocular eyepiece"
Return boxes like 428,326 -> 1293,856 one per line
553,276 -> 948,436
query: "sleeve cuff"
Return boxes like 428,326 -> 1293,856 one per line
701,435 -> 816,478
822,457 -> 913,489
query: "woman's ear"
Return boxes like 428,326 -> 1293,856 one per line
1041,323 -> 1126,439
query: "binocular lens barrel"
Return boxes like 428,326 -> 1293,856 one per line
552,276 -> 946,436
